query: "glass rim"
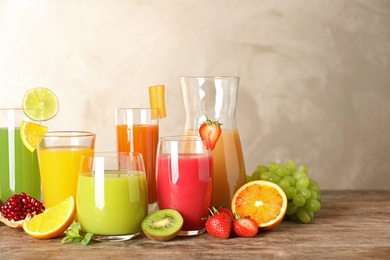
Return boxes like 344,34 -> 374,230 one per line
115,107 -> 158,111
180,76 -> 239,80
82,151 -> 143,159
159,135 -> 202,142
39,131 -> 95,138
0,108 -> 23,111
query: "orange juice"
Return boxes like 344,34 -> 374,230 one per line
38,146 -> 94,208
117,124 -> 158,205
185,129 -> 246,207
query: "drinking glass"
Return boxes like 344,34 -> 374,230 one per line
181,76 -> 247,207
77,152 -> 148,241
0,108 -> 41,201
115,108 -> 159,212
156,135 -> 213,236
36,131 -> 95,208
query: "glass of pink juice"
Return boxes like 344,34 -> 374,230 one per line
77,152 -> 148,241
156,136 -> 213,236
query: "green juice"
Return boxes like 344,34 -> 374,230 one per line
0,128 -> 41,201
76,171 -> 148,235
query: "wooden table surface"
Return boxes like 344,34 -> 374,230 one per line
1,190 -> 390,259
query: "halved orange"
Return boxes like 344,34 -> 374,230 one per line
20,121 -> 48,152
23,196 -> 75,239
231,180 -> 287,230
149,85 -> 166,119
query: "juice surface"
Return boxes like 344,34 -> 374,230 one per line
77,171 -> 148,235
0,128 -> 41,201
116,124 -> 158,205
37,146 -> 94,208
184,129 -> 246,208
157,153 -> 213,231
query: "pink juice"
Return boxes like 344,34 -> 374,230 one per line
157,153 -> 213,231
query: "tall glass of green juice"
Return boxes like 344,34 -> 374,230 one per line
0,109 -> 41,201
76,152 -> 148,241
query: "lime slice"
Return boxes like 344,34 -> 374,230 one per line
22,88 -> 59,121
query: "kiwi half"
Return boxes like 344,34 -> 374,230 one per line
141,209 -> 184,241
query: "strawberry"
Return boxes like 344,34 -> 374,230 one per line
204,208 -> 232,239
232,214 -> 258,238
199,117 -> 222,150
217,207 -> 234,221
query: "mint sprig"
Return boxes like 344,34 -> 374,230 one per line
62,222 -> 93,245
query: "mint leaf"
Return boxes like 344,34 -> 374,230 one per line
61,222 -> 94,245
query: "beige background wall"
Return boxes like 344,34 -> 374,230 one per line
1,0 -> 389,189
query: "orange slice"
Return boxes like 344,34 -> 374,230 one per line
231,180 -> 287,230
23,196 -> 75,239
20,121 -> 48,152
149,85 -> 166,119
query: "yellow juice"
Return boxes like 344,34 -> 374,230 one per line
38,146 -> 94,208
185,129 -> 246,207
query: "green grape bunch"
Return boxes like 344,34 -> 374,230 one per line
248,160 -> 321,224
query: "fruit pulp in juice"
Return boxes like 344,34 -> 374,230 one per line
116,124 -> 158,205
184,129 -> 246,207
0,128 -> 41,201
37,146 -> 94,208
157,153 -> 213,231
77,171 -> 148,235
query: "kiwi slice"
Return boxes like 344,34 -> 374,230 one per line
141,209 -> 184,241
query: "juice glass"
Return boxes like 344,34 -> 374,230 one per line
115,108 -> 159,212
156,135 -> 213,236
0,108 -> 41,201
77,152 -> 148,241
36,131 -> 95,208
181,76 -> 247,207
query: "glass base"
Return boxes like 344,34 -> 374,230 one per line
148,202 -> 159,213
177,228 -> 205,236
92,232 -> 140,242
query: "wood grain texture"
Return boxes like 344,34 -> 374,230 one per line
1,190 -> 389,259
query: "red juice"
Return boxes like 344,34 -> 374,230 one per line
157,153 -> 213,231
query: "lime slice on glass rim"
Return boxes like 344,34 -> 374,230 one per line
22,88 -> 59,121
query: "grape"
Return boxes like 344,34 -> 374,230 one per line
293,194 -> 306,207
251,170 -> 261,181
256,165 -> 269,173
286,201 -> 297,215
293,170 -> 306,180
278,178 -> 291,191
296,208 -> 311,223
296,176 -> 310,189
260,171 -> 272,181
276,166 -> 290,177
268,173 -> 281,183
269,162 -> 280,173
252,160 -> 322,224
285,187 -> 297,200
284,159 -> 296,171
297,187 -> 311,199
304,199 -> 321,212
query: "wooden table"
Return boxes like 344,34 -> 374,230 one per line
1,190 -> 389,259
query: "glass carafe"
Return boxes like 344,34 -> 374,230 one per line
180,76 -> 246,207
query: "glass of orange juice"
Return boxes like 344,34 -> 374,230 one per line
77,152 -> 148,241
115,108 -> 158,212
36,131 -> 95,208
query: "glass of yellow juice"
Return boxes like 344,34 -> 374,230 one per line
76,152 -> 148,241
36,131 -> 95,208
